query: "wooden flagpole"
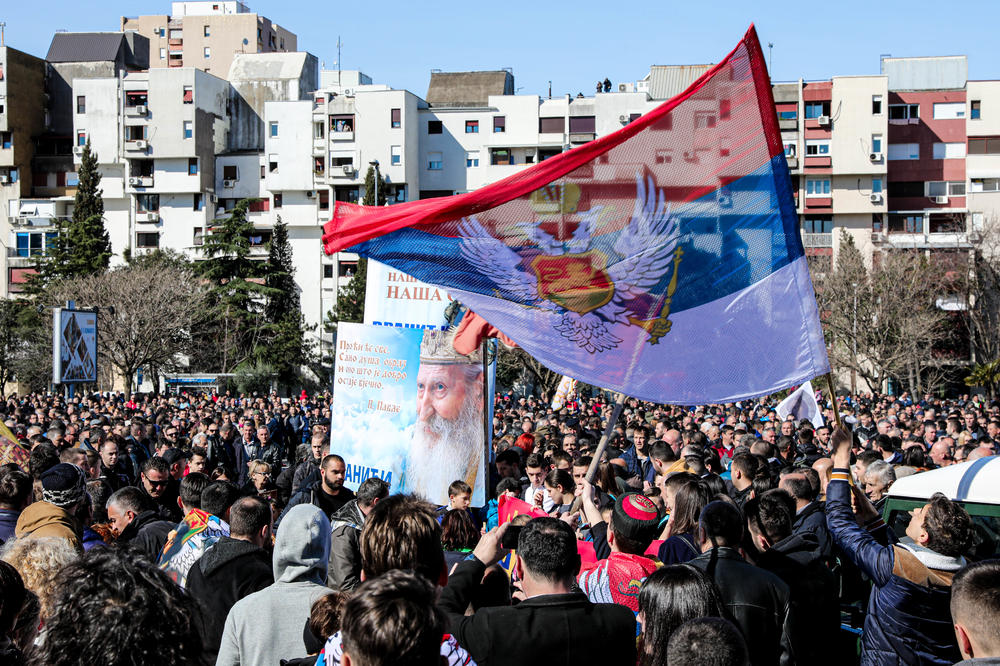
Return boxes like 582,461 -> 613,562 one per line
825,371 -> 842,429
585,391 -> 626,483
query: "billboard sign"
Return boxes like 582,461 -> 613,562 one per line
52,308 -> 98,384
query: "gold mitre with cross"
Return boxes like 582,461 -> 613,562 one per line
420,328 -> 483,365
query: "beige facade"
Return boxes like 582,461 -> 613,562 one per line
966,80 -> 1000,226
121,10 -> 295,78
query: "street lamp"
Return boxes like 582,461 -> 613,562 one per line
369,159 -> 380,206
852,281 -> 858,394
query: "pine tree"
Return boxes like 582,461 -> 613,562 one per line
363,165 -> 387,206
32,140 -> 111,289
263,216 -> 311,388
195,198 -> 275,372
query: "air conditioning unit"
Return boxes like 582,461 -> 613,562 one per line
619,114 -> 628,124
817,115 -> 831,126
148,212 -> 160,222
934,195 -> 949,204
869,152 -> 883,162
128,176 -> 142,186
870,193 -> 883,203
306,190 -> 316,198
342,165 -> 353,175
718,194 -> 733,207
135,140 -> 148,150
73,145 -> 85,155
136,105 -> 147,115
343,88 -> 353,96
223,179 -> 235,188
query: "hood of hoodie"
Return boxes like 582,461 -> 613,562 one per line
15,501 -> 79,538
199,536 -> 269,577
769,531 -> 822,565
274,504 -> 330,584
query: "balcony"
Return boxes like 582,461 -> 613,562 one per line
778,118 -> 798,131
802,233 -> 833,248
331,164 -> 355,178
136,211 -> 160,223
876,232 -> 975,250
329,130 -> 354,142
125,140 -> 149,153
785,157 -> 798,169
127,176 -> 154,189
568,132 -> 596,144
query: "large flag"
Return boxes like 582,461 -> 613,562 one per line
323,25 -> 829,404
776,380 -> 825,429
551,375 -> 577,410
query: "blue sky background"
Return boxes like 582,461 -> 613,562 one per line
2,1 -> 996,98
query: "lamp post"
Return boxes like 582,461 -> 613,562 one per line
369,159 -> 380,206
851,282 -> 858,394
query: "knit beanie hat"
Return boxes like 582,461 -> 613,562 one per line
40,463 -> 87,509
611,493 -> 660,546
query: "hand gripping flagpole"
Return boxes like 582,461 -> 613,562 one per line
825,372 -> 842,429
585,392 -> 626,484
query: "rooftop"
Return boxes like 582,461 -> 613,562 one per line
426,70 -> 514,108
46,32 -> 127,63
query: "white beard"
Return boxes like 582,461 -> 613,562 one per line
407,392 -> 483,504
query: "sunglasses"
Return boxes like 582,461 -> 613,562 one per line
144,477 -> 169,487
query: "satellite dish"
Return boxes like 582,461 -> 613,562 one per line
242,38 -> 249,45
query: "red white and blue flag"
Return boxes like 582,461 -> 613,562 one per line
323,26 -> 829,404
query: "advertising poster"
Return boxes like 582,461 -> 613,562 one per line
332,322 -> 487,506
363,260 -> 451,330
52,308 -> 98,384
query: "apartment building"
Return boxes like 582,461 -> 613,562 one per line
121,2 -> 296,78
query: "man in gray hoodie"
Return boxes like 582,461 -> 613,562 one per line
217,503 -> 334,666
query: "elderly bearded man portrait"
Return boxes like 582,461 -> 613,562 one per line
404,329 -> 485,501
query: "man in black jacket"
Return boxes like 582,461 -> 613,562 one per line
276,454 -> 354,530
328,477 -> 389,591
107,486 -> 175,562
688,500 -> 794,666
780,470 -> 833,562
745,489 -> 840,666
439,517 -> 637,666
187,495 -> 273,665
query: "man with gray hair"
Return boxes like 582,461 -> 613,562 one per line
864,460 -> 896,509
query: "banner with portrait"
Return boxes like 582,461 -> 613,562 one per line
332,322 -> 487,506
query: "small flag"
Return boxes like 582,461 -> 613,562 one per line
776,380 -> 824,429
323,25 -> 828,405
551,375 -> 577,410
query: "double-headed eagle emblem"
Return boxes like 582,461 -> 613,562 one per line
459,174 -> 684,354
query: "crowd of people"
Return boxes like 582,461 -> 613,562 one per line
0,387 -> 998,665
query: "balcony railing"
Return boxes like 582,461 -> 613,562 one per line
802,232 -> 833,248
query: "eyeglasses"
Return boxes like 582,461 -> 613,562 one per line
144,477 -> 169,488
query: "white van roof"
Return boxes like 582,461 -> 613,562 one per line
887,456 -> 1000,504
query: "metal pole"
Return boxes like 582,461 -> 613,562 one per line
852,283 -> 858,394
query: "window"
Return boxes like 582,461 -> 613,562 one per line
76,131 -> 87,147
319,189 -> 330,210
427,120 -> 442,134
872,178 -> 883,194
427,151 -> 443,170
783,143 -> 795,157
777,110 -> 797,120
466,151 -> 480,167
136,194 -> 160,212
539,117 -> 565,133
323,264 -> 334,279
137,232 -> 159,248
183,121 -> 193,139
805,102 -> 829,119
192,193 -> 203,211
188,158 -> 198,175
194,228 -> 204,246
887,181 -> 923,198
391,145 -> 402,166
125,91 -> 148,107
314,156 -> 325,174
465,120 -> 479,133
158,27 -> 165,37
927,181 -> 966,197
872,134 -> 883,153
391,108 -> 401,128
169,29 -> 182,39
203,25 -> 210,37
569,116 -> 596,133
872,94 -> 883,114
269,157 -> 278,173
76,96 -> 86,114
261,165 -> 266,179
67,172 -> 79,186
971,178 -> 1000,192
127,125 -> 147,141
805,178 -> 831,196
693,112 -> 716,129
183,86 -> 193,104
971,100 -> 981,120
0,132 -> 12,149
273,193 -> 282,208
15,232 -> 52,257
887,143 -> 919,160
805,139 -> 831,156
933,102 -> 965,120
204,47 -> 211,58
314,122 -> 324,139
968,137 -> 1000,155
223,165 -> 238,181
493,116 -> 506,133
491,148 -> 512,165
160,48 -> 166,60
269,122 -> 279,137
330,115 -> 354,132
933,142 -> 966,160
888,214 -> 923,233
888,104 -> 919,120
802,217 -> 833,233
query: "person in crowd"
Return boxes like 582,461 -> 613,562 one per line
950,560 -> 1000,665
0,561 -> 27,666
441,506 -> 480,572
541,468 -> 576,514
139,456 -> 183,523
777,470 -> 833,561
278,454 -> 355,528
827,427 -> 974,666
1,536 -> 77,619
863,459 -> 896,509
328,476 -> 389,591
439,518 -> 637,666
666,617 -> 750,666
438,479 -> 472,519
658,477 -> 711,565
339,570 -> 447,666
187,495 -> 274,664
217,503 -> 334,666
637,565 -> 728,666
161,448 -> 188,481
157,472 -> 227,587
106,485 -> 175,561
523,452 -> 555,512
688,500 -> 793,666
96,438 -> 129,490
244,460 -> 278,497
27,548 -> 203,666
14,463 -> 87,550
0,470 -> 32,546
188,446 -> 210,475
293,433 -> 329,496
